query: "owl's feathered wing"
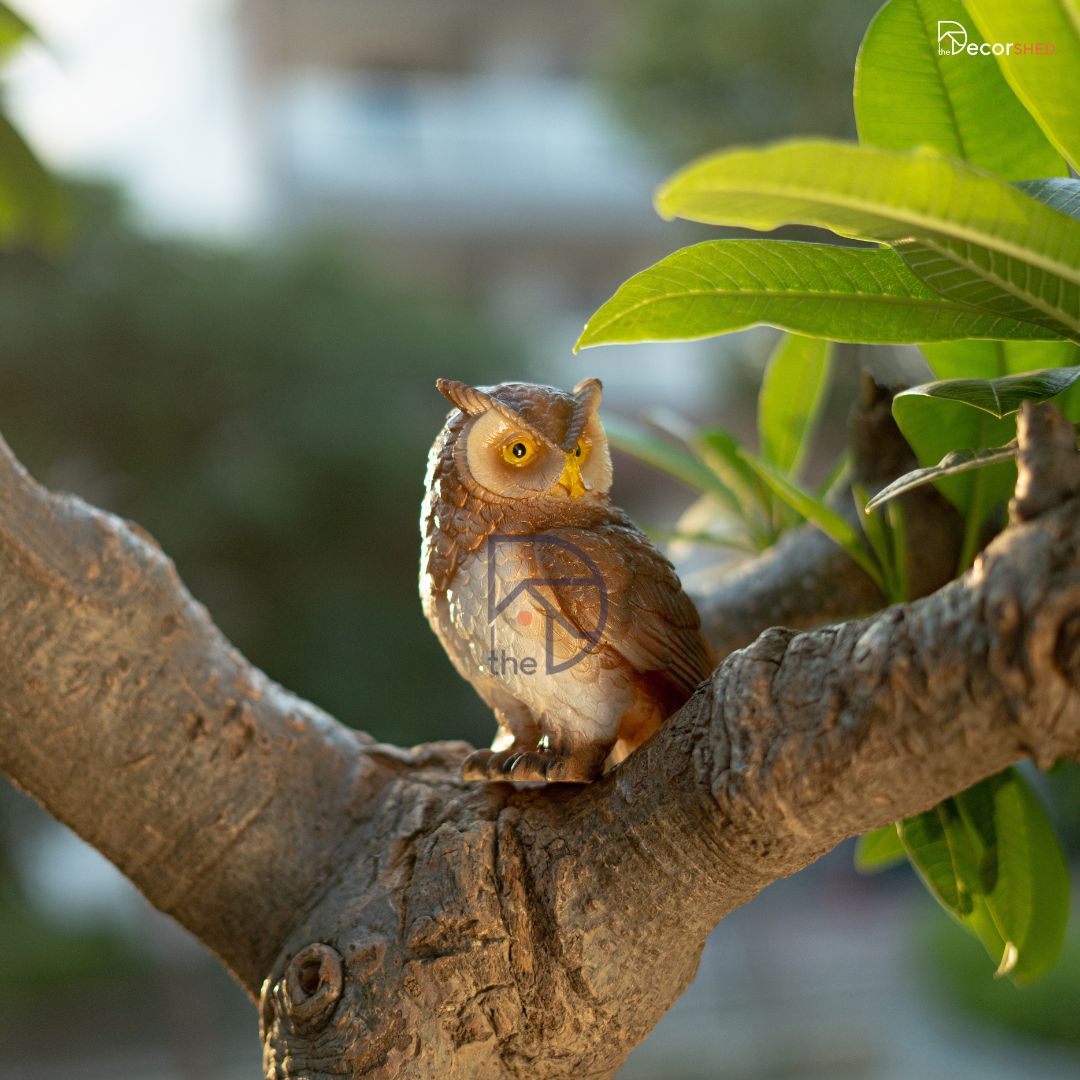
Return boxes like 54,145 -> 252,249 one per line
529,516 -> 715,698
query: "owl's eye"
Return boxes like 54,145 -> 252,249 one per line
574,439 -> 590,460
501,436 -> 537,466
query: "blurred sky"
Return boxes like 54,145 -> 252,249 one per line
7,0 -> 256,237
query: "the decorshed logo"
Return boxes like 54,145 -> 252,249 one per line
485,534 -> 607,676
937,19 -> 1055,56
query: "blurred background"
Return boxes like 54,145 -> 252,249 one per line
0,1 -> 1077,1077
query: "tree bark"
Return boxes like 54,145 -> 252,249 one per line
2,403 -> 1079,1079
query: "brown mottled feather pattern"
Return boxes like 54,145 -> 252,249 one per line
420,378 -> 716,781
531,516 -> 715,696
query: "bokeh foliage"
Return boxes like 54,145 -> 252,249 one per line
0,186 -> 506,746
597,0 -> 884,162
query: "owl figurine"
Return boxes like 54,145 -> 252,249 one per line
420,377 -> 716,783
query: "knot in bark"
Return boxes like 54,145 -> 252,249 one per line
282,942 -> 345,1034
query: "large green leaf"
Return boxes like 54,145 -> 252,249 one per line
854,2 -> 1075,526
964,0 -> 1080,172
856,2 -> 1075,441
575,241 -> 1061,350
894,235 -> 1078,340
655,140 -> 1080,340
758,334 -> 831,476
973,771 -> 1070,983
898,366 -> 1080,418
855,0 -> 1066,179
892,364 -> 1080,559
903,771 -> 1069,983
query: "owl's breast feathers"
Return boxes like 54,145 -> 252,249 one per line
528,517 -> 716,699
422,437 -> 713,700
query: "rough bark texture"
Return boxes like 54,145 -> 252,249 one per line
3,401 -> 1080,1079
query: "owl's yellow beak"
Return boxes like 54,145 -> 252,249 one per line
558,451 -> 587,498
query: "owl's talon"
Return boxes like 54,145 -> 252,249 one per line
461,749 -> 494,781
462,744 -> 608,784
504,751 -> 552,782
462,747 -> 527,782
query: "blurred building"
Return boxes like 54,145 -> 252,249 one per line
234,0 -> 688,367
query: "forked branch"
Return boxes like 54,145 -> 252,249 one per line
2,403 -> 1078,1079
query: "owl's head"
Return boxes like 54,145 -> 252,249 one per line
435,377 -> 613,502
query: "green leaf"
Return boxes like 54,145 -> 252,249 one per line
641,525 -> 760,556
921,339 -> 1080,380
654,140 -> 1080,340
668,493 -> 765,555
964,0 -> 1080,172
694,429 -> 779,548
855,825 -> 907,872
906,771 -> 1071,984
696,429 -> 766,506
758,334 -> 831,475
575,240 -> 1061,351
864,443 -> 1019,512
901,772 -> 1071,983
738,452 -> 885,591
901,800 -> 983,916
0,5 -> 63,250
1019,178 -> 1080,221
893,391 -> 1017,514
910,343 -> 1080,554
886,498 -> 910,602
0,111 -> 66,249
816,450 -> 851,501
898,365 -> 1080,419
853,483 -> 907,603
0,1 -> 37,62
890,365 -> 1080,517
894,236 -> 1078,340
603,413 -> 741,510
855,0 -> 1066,180
980,771 -> 1070,983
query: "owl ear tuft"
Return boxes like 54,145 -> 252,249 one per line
562,378 -> 603,451
572,377 -> 602,402
436,378 -> 490,416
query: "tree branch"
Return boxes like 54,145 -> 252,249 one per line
0,432 -> 378,992
3,405 -> 1078,1079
